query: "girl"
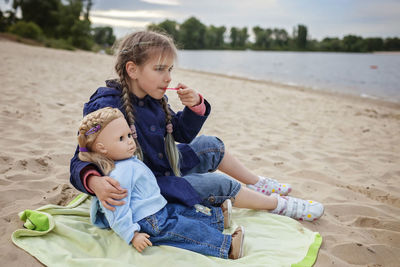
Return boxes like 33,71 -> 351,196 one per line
78,107 -> 245,259
70,30 -> 324,222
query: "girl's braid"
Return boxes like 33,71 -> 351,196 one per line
160,96 -> 181,176
115,64 -> 143,160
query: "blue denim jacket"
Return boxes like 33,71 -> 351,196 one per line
70,80 -> 211,206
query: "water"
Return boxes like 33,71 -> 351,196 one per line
177,50 -> 400,103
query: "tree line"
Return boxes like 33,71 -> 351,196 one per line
149,17 -> 400,52
1,1 -> 399,53
0,0 -> 116,51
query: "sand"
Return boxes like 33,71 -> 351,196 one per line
1,39 -> 399,267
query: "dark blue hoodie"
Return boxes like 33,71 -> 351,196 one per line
70,80 -> 211,206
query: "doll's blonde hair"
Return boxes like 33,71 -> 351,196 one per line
78,107 -> 124,175
114,30 -> 181,176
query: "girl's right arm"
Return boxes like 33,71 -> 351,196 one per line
70,147 -> 128,210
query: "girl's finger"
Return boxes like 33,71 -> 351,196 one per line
109,192 -> 128,200
106,198 -> 126,206
105,176 -> 127,192
176,83 -> 187,89
145,239 -> 153,246
101,200 -> 116,211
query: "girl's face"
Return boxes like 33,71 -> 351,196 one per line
130,53 -> 174,99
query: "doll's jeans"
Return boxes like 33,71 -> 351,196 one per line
183,135 -> 242,206
138,202 -> 231,258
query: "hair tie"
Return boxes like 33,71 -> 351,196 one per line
130,125 -> 138,139
133,41 -> 153,48
79,147 -> 89,152
166,123 -> 173,134
85,125 -> 101,136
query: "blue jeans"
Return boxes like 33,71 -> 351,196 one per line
138,203 -> 231,258
183,135 -> 242,206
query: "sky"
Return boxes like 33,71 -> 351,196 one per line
2,0 -> 400,40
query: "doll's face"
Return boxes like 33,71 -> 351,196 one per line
92,117 -> 136,161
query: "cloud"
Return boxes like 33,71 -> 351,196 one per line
140,0 -> 180,6
89,9 -> 176,29
90,16 -> 150,28
91,9 -> 170,19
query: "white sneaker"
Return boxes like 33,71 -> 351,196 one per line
247,176 -> 292,196
271,193 -> 324,221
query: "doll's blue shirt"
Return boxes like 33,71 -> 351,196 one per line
91,157 -> 168,244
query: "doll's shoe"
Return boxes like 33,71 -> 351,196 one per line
247,176 -> 292,196
221,198 -> 232,229
229,226 -> 245,259
271,193 -> 324,222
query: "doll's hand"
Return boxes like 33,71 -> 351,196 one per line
176,83 -> 201,107
87,175 -> 128,211
132,232 -> 153,252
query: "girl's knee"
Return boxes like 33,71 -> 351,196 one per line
189,135 -> 225,173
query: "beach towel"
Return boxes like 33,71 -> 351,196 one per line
12,194 -> 322,267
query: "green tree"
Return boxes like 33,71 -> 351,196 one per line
148,19 -> 179,43
12,0 -> 60,37
56,0 -> 83,39
230,27 -> 248,49
230,27 -> 238,48
237,27 -> 249,48
342,35 -> 366,52
92,26 -> 116,46
294,24 -> 308,49
252,26 -> 273,50
0,9 -> 18,31
68,18 -> 93,50
383,37 -> 400,51
204,25 -> 226,49
82,0 -> 92,21
364,37 -> 384,52
320,37 -> 343,51
179,17 -> 206,49
9,20 -> 43,40
272,28 -> 289,48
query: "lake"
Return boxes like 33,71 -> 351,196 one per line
177,50 -> 400,103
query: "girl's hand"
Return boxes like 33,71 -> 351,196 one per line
132,232 -> 153,252
87,175 -> 128,211
176,83 -> 201,107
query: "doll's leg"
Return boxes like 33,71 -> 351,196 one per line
138,204 -> 232,259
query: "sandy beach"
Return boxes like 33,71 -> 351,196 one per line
1,39 -> 399,267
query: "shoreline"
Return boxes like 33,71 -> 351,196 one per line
177,67 -> 400,110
